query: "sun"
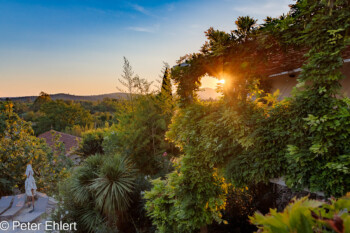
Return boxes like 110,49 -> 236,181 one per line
217,79 -> 225,84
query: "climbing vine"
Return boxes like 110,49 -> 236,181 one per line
282,0 -> 350,196
145,0 -> 350,232
170,0 -> 350,196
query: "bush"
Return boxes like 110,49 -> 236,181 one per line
250,194 -> 350,233
53,154 -> 137,233
79,128 -> 106,157
0,102 -> 72,196
103,95 -> 179,175
34,100 -> 93,135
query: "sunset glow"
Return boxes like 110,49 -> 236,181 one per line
0,0 -> 293,97
217,79 -> 225,84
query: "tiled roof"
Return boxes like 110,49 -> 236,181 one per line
260,46 -> 350,77
38,130 -> 81,155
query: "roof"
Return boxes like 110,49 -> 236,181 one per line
262,46 -> 350,77
38,130 -> 81,155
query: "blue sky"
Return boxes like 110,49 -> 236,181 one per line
0,0 -> 293,97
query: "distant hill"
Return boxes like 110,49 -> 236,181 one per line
0,93 -> 129,102
1,88 -> 221,102
197,88 -> 222,100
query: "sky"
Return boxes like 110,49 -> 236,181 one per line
0,0 -> 293,97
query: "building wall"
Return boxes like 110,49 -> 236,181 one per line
341,62 -> 350,97
270,62 -> 350,99
269,73 -> 298,100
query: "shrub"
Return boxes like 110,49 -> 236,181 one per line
79,128 -> 106,157
0,101 -> 72,196
53,154 -> 137,233
250,194 -> 350,233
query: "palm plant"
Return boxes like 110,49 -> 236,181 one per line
65,155 -> 106,233
55,154 -> 137,233
233,16 -> 257,41
77,206 -> 109,233
90,155 -> 137,218
71,154 -> 103,205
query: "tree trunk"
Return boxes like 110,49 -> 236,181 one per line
200,225 -> 208,233
152,125 -> 156,156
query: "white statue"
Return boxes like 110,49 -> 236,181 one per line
25,163 -> 37,213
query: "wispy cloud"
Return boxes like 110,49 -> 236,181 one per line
127,26 -> 153,32
130,3 -> 154,17
127,24 -> 160,33
128,3 -> 173,20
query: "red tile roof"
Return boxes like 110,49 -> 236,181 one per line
38,130 -> 81,155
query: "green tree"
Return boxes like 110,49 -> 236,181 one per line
0,102 -> 72,196
31,91 -> 52,111
34,100 -> 93,135
79,128 -> 106,157
233,16 -> 257,42
104,94 -> 177,175
159,65 -> 172,99
104,62 -> 177,175
145,103 -> 233,233
117,57 -> 152,113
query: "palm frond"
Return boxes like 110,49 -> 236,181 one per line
76,206 -> 107,233
71,154 -> 103,204
89,155 -> 137,216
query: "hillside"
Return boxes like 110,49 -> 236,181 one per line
0,93 -> 128,102
1,88 -> 221,102
197,87 -> 222,100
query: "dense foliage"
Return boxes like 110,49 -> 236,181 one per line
79,128 -> 106,157
3,0 -> 350,232
52,154 -> 137,233
101,62 -> 178,175
251,194 -> 350,233
145,0 -> 350,232
0,102 -> 72,196
34,99 -> 93,135
10,93 -> 122,137
281,0 -> 350,196
103,95 -> 176,175
52,59 -> 178,233
145,158 -> 228,232
31,91 -> 52,111
168,0 -> 350,196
